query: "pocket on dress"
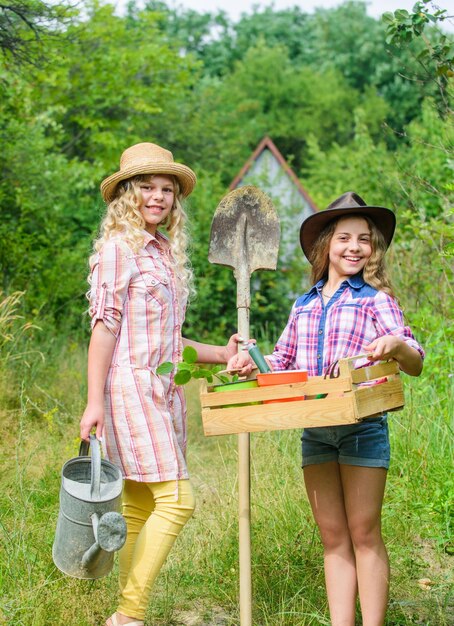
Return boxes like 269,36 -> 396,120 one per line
140,270 -> 170,296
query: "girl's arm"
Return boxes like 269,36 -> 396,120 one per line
183,334 -> 253,374
80,321 -> 117,441
367,292 -> 424,376
364,335 -> 423,376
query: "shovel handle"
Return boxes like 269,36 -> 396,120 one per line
79,434 -> 101,500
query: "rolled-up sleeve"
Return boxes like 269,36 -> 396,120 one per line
88,241 -> 132,337
371,292 -> 425,359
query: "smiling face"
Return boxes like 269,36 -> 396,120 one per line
328,216 -> 372,282
138,175 -> 175,234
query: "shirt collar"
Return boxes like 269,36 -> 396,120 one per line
310,279 -> 324,295
345,273 -> 366,290
311,273 -> 366,294
142,229 -> 169,248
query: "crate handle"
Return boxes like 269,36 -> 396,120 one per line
341,353 -> 374,362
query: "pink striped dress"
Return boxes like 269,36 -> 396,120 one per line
88,230 -> 188,483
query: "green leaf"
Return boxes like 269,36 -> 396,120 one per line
156,362 -> 174,375
395,10 -> 410,19
216,374 -> 231,384
174,369 -> 192,385
416,49 -> 431,62
193,368 -> 214,379
381,12 -> 395,24
182,345 -> 198,364
177,361 -> 195,371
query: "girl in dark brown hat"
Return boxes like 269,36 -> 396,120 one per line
80,142 -> 252,626
229,191 -> 424,626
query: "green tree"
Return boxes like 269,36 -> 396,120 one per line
0,0 -> 200,329
34,1 -> 198,166
0,64 -> 95,327
382,0 -> 453,115
150,38 -> 388,184
302,112 -> 398,210
383,0 -> 453,78
0,0 -> 72,66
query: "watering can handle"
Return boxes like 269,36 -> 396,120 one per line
78,435 -> 101,500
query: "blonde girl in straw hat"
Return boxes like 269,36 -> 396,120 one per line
80,142 -> 252,626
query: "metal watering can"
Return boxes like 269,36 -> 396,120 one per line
52,434 -> 127,579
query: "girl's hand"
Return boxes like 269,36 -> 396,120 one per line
226,350 -> 254,376
80,403 -> 105,442
364,335 -> 423,376
364,335 -> 403,362
224,333 -> 246,363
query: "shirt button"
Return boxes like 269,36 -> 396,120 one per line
319,329 -> 323,335
317,354 -> 321,359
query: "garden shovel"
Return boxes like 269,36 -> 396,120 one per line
208,185 -> 280,625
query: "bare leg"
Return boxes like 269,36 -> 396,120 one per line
340,465 -> 389,626
304,462 -> 357,626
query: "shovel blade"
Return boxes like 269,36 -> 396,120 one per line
208,186 -> 280,274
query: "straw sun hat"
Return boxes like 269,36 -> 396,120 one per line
100,142 -> 197,203
299,191 -> 396,263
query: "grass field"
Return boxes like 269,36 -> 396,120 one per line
0,336 -> 452,626
0,287 -> 452,626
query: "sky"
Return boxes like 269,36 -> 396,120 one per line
113,0 -> 453,25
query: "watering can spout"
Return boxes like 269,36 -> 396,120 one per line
81,511 -> 127,571
52,435 -> 126,579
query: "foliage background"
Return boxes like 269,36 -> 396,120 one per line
1,0 -> 452,340
0,0 -> 452,624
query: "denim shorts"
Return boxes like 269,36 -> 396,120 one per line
301,415 -> 390,469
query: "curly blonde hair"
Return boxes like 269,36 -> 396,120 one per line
309,214 -> 395,298
92,174 -> 194,300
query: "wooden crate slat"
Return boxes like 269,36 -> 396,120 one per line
201,396 -> 357,436
354,379 -> 404,418
200,377 -> 352,408
349,360 -> 399,383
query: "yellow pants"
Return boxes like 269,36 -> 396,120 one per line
118,479 -> 195,620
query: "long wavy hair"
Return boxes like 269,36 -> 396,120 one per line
91,174 -> 194,300
309,214 -> 395,298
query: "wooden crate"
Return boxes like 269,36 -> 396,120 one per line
200,357 -> 404,437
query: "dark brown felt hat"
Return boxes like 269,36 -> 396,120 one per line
300,191 -> 396,262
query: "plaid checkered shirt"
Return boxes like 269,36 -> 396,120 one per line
267,274 -> 424,376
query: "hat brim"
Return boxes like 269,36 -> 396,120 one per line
300,205 -> 396,262
100,161 -> 197,203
